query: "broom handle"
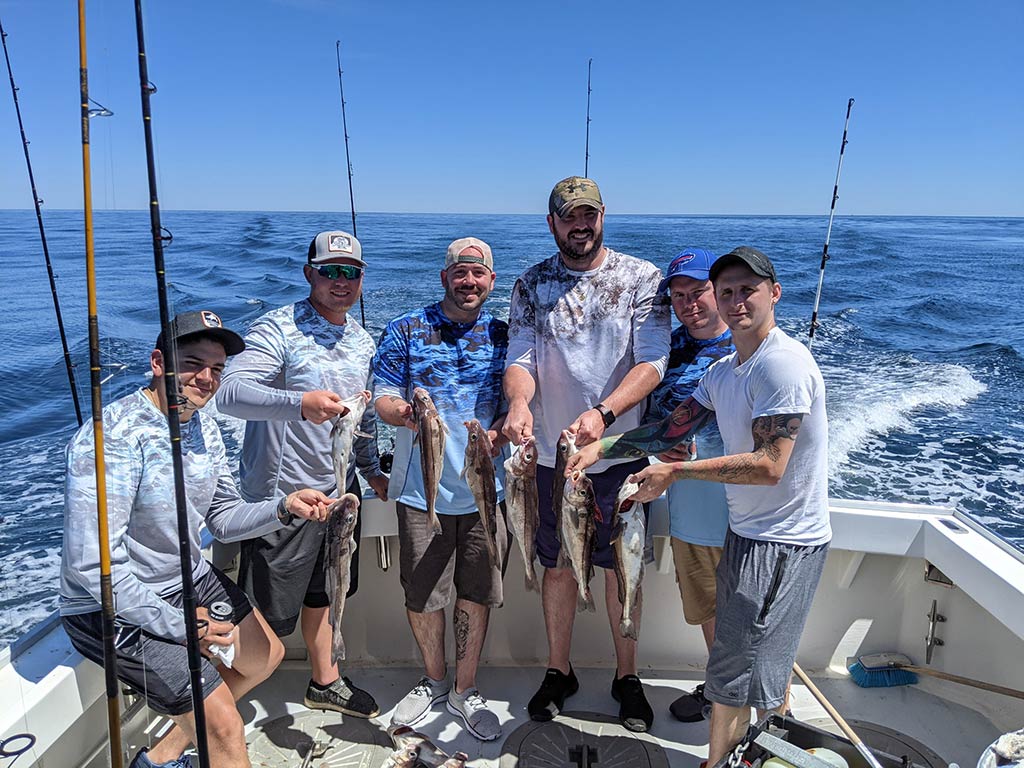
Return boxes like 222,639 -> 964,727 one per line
901,665 -> 1024,700
792,663 -> 885,768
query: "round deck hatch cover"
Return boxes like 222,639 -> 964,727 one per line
499,711 -> 669,767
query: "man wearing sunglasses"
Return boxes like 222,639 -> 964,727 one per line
218,230 -> 389,719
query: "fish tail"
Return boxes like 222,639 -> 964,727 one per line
429,508 -> 442,536
332,632 -> 346,666
578,587 -> 596,613
525,564 -> 540,593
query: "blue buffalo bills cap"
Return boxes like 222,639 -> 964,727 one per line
658,248 -> 718,294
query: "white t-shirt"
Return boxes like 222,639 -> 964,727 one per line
505,249 -> 670,472
692,327 -> 830,546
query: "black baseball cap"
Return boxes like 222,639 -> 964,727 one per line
155,310 -> 245,356
708,246 -> 778,284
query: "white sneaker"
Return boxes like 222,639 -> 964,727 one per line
446,687 -> 501,741
391,674 -> 451,726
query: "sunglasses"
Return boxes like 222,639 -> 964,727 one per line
312,263 -> 363,280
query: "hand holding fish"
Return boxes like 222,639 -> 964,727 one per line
284,488 -> 335,522
569,408 -> 605,447
565,440 -> 603,476
300,389 -> 351,424
625,463 -> 677,502
502,396 -> 534,445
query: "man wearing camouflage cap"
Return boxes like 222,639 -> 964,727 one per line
503,177 -> 671,732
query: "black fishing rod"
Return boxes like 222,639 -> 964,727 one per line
75,1 -> 124,765
808,97 -> 854,350
132,3 -> 211,765
1,17 -> 83,426
584,58 -> 592,177
335,40 -> 366,328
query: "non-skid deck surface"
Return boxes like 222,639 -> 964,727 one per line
236,665 -> 1001,767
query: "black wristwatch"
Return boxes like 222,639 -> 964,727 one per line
276,497 -> 294,525
592,403 -> 616,428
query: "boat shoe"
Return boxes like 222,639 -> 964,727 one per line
391,673 -> 451,726
669,683 -> 712,723
611,674 -> 654,733
527,666 -> 579,721
303,676 -> 380,718
129,748 -> 194,768
447,686 -> 502,741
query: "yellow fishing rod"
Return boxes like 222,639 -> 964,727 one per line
77,0 -> 124,765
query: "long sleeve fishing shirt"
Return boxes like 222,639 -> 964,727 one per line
216,299 -> 382,501
59,389 -> 285,642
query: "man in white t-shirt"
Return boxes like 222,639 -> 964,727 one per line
503,176 -> 670,733
568,246 -> 829,763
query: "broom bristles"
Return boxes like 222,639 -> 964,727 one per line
848,654 -> 920,688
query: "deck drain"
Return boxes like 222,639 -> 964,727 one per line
500,711 -> 669,768
246,710 -> 393,767
805,718 -> 947,767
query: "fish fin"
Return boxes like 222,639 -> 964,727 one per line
459,463 -> 468,480
355,429 -> 373,439
579,588 -> 596,613
441,421 -> 451,436
525,564 -> 540,593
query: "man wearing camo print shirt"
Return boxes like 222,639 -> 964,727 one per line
218,231 -> 388,719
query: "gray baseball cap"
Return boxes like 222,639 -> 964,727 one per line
307,230 -> 366,266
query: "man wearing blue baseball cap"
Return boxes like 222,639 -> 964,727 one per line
648,249 -> 735,723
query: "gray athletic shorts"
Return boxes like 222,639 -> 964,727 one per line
397,502 -> 510,613
704,529 -> 829,710
238,477 -> 362,637
62,566 -> 251,716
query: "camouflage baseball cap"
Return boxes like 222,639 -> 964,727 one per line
445,237 -> 493,270
548,176 -> 603,218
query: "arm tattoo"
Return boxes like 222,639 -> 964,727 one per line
454,607 -> 469,661
711,413 -> 803,481
599,397 -> 714,460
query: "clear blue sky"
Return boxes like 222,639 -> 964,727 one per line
1,0 -> 1021,215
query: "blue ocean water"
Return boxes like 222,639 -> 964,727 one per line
1,209 -> 1022,646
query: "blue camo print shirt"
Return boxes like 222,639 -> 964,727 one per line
59,389 -> 283,641
649,326 -> 734,545
373,302 -> 508,515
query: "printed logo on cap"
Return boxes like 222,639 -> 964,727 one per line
672,253 -> 696,268
200,311 -> 223,329
328,234 -> 354,254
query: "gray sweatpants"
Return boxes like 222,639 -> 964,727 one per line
704,529 -> 829,710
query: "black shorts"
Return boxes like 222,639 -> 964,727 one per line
238,477 -> 363,637
61,566 -> 251,716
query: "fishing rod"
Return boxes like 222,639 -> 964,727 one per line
1,17 -> 83,426
807,97 -> 854,350
132,2 -> 211,764
75,1 -> 124,764
584,58 -> 592,177
335,40 -> 366,328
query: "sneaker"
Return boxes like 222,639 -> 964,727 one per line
129,749 -> 194,768
304,676 -> 380,718
527,666 -> 579,721
447,687 -> 502,741
391,674 -> 451,727
611,674 -> 654,733
669,683 -> 711,723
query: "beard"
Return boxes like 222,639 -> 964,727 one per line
555,225 -> 604,262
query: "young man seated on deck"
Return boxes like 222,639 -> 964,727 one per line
567,247 -> 831,764
59,311 -> 334,768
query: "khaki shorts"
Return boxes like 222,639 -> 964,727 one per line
671,537 -> 722,626
397,502 -> 509,613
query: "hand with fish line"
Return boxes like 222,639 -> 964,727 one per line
501,396 -> 534,445
283,488 -> 335,523
195,605 -> 234,657
624,462 -> 677,503
301,389 -> 353,424
568,408 -> 606,447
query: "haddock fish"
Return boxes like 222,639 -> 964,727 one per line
504,436 -> 540,592
388,725 -> 451,768
560,470 -> 598,612
329,390 -> 370,493
411,387 -> 446,535
463,419 -> 501,568
324,492 -> 360,665
551,429 -> 578,523
381,745 -> 420,768
612,479 -> 645,640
